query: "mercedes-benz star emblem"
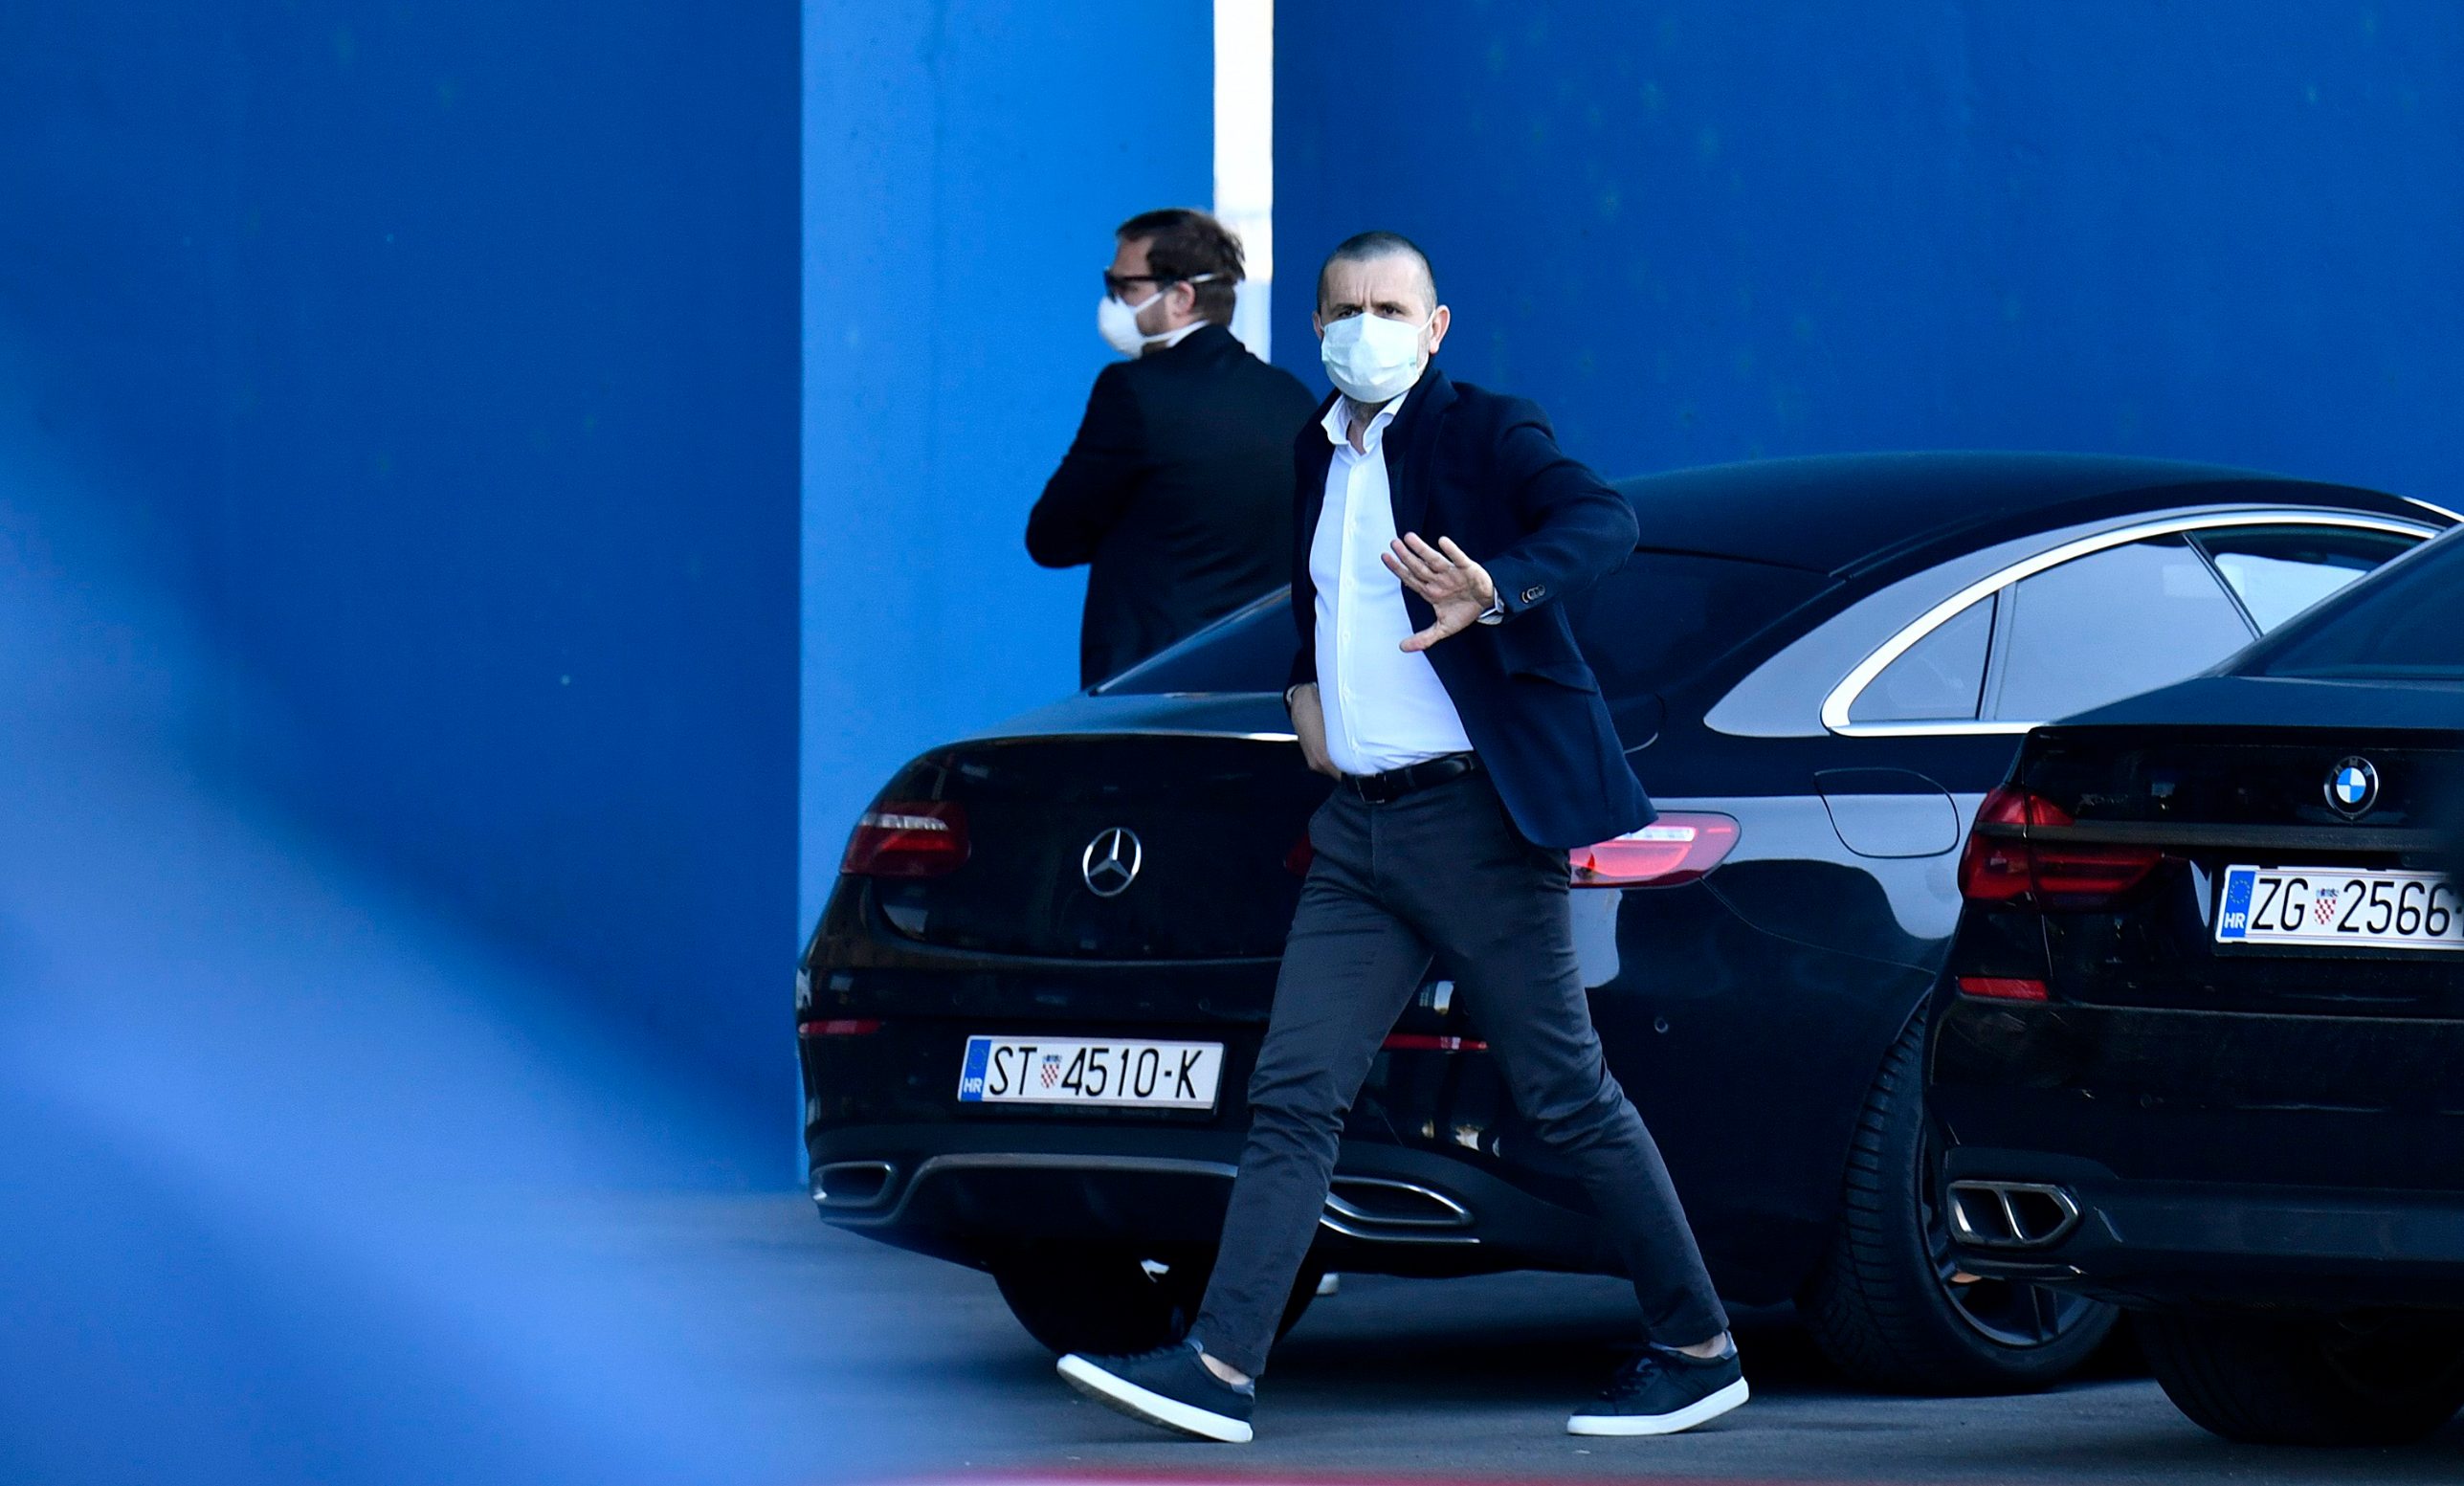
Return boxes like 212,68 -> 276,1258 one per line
2325,757 -> 2379,818
1081,827 -> 1143,898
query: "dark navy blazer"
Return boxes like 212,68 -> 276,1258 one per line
1288,366 -> 1654,850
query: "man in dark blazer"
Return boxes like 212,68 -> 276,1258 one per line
1055,233 -> 1745,1444
1028,209 -> 1320,687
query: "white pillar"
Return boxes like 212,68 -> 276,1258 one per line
1214,0 -> 1274,360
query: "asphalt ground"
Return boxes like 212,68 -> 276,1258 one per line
662,1194 -> 2464,1485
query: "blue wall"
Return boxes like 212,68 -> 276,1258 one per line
801,4 -> 1215,928
26,0 -> 2458,1157
0,3 -> 799,1140
1276,1 -> 2464,503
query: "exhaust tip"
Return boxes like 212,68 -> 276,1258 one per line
1947,1180 -> 2080,1249
1319,1177 -> 1476,1243
811,1159 -> 897,1209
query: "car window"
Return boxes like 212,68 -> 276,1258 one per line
2252,527 -> 2464,681
1568,549 -> 1832,699
1849,592 -> 1995,722
1099,592 -> 1291,695
2191,525 -> 2420,632
1985,537 -> 2254,721
1103,549 -> 1834,703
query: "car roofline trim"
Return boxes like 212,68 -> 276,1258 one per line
1819,509 -> 2443,739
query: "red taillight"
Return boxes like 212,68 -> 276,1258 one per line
840,800 -> 968,878
1570,813 -> 1740,888
1957,787 -> 2046,901
1955,976 -> 2049,1002
1284,833 -> 1315,876
1381,1032 -> 1489,1052
1957,786 -> 2160,904
797,1018 -> 884,1037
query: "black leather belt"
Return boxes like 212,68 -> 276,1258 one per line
1341,751 -> 1482,805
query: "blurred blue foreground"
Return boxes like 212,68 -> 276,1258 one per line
0,481 -> 857,1484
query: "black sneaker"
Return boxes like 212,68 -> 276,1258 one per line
1566,1342 -> 1748,1436
1057,1341 -> 1255,1443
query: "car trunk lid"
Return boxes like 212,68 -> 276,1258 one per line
2017,722 -> 2463,1018
846,731 -> 1327,963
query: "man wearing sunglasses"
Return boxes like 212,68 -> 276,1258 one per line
1028,209 -> 1318,687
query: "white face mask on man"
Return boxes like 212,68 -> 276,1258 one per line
1096,275 -> 1218,357
1320,311 -> 1433,404
1096,289 -> 1163,356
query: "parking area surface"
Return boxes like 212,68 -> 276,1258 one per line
677,1194 -> 2464,1484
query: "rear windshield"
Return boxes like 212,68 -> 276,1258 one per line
1100,549 -> 1831,698
1098,591 -> 1292,695
2246,526 -> 2464,682
1569,549 -> 1832,698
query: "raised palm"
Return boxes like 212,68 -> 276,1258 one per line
1382,532 -> 1497,653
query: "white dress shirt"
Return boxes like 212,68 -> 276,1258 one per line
1310,394 -> 1475,775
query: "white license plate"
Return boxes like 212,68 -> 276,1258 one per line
2215,865 -> 2464,951
956,1035 -> 1223,1109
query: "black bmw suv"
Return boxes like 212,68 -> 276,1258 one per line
1928,526 -> 2464,1444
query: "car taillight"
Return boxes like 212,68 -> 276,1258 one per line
1955,976 -> 2049,1003
797,1018 -> 884,1036
840,800 -> 968,878
1570,813 -> 1740,888
1957,786 -> 2160,904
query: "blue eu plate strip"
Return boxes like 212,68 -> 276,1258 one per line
957,1035 -> 991,1100
2216,866 -> 2257,941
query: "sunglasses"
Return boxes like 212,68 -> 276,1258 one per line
1101,270 -> 1220,299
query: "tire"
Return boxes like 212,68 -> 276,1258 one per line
988,1242 -> 1319,1357
1798,1008 -> 2117,1393
2136,1311 -> 2464,1447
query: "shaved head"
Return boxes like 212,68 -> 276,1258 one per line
1317,231 -> 1438,317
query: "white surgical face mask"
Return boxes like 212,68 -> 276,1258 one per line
1097,273 -> 1220,357
1097,288 -> 1165,357
1320,311 -> 1432,404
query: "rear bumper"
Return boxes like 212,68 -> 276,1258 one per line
1938,1149 -> 2464,1314
1927,993 -> 2464,1313
808,1120 -> 1619,1278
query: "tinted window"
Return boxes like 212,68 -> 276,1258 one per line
1987,537 -> 2253,721
1104,549 -> 1833,700
2193,525 -> 2419,632
2253,528 -> 2464,681
1569,550 -> 1831,699
1851,593 -> 1995,722
1099,592 -> 1292,695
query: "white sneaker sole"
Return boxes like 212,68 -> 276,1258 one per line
1566,1376 -> 1749,1436
1057,1354 -> 1254,1443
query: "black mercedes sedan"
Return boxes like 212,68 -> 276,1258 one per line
800,452 -> 2450,1393
1926,525 -> 2464,1443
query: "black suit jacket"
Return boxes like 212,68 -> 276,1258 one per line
1290,366 -> 1654,849
1030,323 -> 1320,686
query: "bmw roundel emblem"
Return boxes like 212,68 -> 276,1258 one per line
1081,826 -> 1143,898
2324,757 -> 2379,818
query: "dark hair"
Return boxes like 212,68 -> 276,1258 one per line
1318,231 -> 1438,313
1115,208 -> 1244,326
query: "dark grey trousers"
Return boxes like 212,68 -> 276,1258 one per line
1190,771 -> 1729,1377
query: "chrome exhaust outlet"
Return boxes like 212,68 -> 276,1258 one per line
1947,1180 -> 2080,1249
1319,1177 -> 1477,1245
810,1159 -> 898,1209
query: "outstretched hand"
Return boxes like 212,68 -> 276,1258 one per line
1383,533 -> 1498,653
